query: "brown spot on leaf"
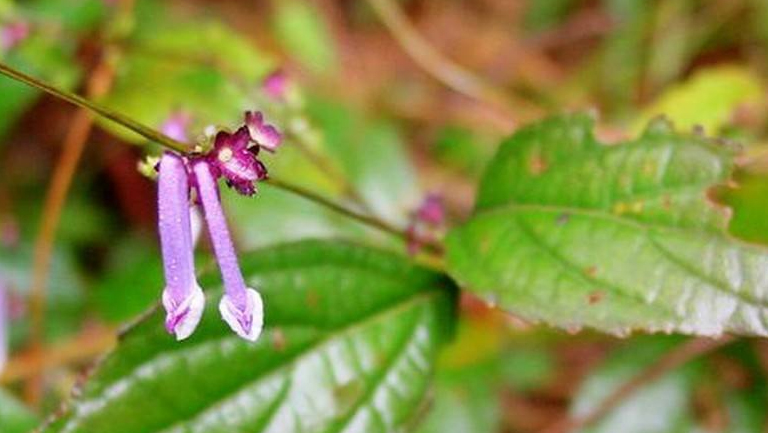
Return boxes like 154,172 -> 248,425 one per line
272,327 -> 287,351
612,202 -> 628,215
587,291 -> 604,305
662,194 -> 672,210
584,266 -> 598,277
479,236 -> 492,254
528,150 -> 548,175
305,289 -> 320,309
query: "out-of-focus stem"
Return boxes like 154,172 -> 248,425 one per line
1,325 -> 116,384
540,336 -> 735,433
0,65 -> 445,262
286,129 -> 371,211
366,0 -> 516,122
24,51 -> 117,406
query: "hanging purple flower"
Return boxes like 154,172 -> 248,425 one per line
157,153 -> 205,340
0,21 -> 29,52
160,112 -> 192,143
192,160 -> 263,341
262,69 -> 289,101
244,111 -> 282,152
206,126 -> 267,196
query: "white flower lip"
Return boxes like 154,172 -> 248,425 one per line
219,288 -> 263,342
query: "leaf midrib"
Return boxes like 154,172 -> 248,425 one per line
469,203 -> 768,309
58,290 -> 444,433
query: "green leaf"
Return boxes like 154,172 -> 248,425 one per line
0,26 -> 80,140
26,0 -> 108,32
633,66 -> 765,135
307,98 -> 421,226
43,240 -> 457,433
0,388 -> 40,433
571,336 -> 700,433
0,243 -> 84,341
100,19 -> 273,142
224,183 -> 400,251
571,337 -> 768,433
92,235 -> 163,323
415,363 -> 499,433
273,0 -> 336,74
446,113 -> 768,336
721,170 -> 768,245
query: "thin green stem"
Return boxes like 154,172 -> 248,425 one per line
265,178 -> 444,256
0,62 -> 445,256
0,62 -> 188,153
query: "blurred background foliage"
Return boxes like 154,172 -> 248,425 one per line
1,0 -> 768,432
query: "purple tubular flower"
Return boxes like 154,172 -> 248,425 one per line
244,111 -> 282,152
160,112 -> 192,143
193,160 -> 263,342
208,127 -> 267,196
158,153 -> 205,340
262,69 -> 288,100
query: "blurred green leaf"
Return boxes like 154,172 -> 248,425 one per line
26,0 -> 107,32
0,388 -> 40,433
224,183 -> 400,251
0,243 -> 84,341
307,98 -> 421,225
722,170 -> 768,245
416,363 -> 500,433
633,66 -> 764,135
43,240 -> 457,433
571,336 -> 699,433
0,28 -> 80,139
594,0 -> 652,114
417,318 -> 555,433
572,337 -> 768,433
92,235 -> 163,323
524,0 -> 576,32
447,113 -> 768,336
273,0 -> 336,74
432,125 -> 494,178
645,0 -> 693,93
100,19 -> 273,142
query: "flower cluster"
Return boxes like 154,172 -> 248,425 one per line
157,110 -> 281,342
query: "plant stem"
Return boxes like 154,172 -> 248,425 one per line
1,325 -> 116,385
266,177 -> 443,255
0,62 -> 444,256
366,0 -> 517,122
285,129 -> 372,212
0,62 -> 188,153
24,57 -> 117,405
